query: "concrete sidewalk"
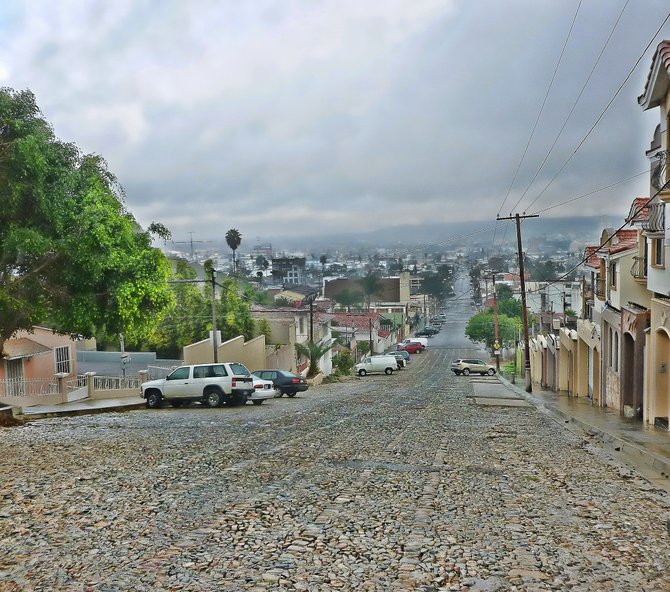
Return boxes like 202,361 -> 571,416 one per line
500,375 -> 670,491
16,396 -> 146,419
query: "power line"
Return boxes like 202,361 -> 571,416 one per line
510,0 -> 630,214
522,11 -> 670,213
496,0 -> 583,219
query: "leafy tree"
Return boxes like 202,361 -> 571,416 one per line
141,260 -> 209,358
421,275 -> 446,300
332,348 -> 354,375
465,311 -> 520,349
275,296 -> 297,307
295,340 -> 335,378
333,288 -> 363,311
358,341 -> 370,356
256,318 -> 272,342
319,254 -> 328,276
225,228 -> 242,274
0,88 -> 173,356
488,256 -> 508,273
496,284 -> 514,301
359,272 -> 381,310
255,255 -> 269,270
217,277 -> 254,341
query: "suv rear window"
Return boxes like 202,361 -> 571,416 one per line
229,362 -> 251,376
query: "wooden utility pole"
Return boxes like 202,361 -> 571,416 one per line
210,267 -> 218,363
497,213 -> 538,392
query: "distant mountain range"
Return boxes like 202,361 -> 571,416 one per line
259,215 -> 624,252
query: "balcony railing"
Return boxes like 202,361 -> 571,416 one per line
631,256 -> 648,280
643,202 -> 665,233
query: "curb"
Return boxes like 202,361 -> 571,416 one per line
18,402 -> 147,420
498,375 -> 670,479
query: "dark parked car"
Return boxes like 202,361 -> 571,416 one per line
253,369 -> 309,397
416,327 -> 439,337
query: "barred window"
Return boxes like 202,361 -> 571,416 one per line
55,345 -> 71,374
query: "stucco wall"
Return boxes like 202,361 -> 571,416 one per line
183,335 -> 267,373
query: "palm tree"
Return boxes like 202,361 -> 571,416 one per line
295,340 -> 335,378
359,272 -> 381,311
225,228 -> 242,274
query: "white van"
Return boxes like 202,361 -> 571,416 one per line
355,355 -> 398,376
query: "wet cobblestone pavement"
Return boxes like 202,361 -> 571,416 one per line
2,347 -> 670,591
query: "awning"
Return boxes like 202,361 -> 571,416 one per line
3,338 -> 52,360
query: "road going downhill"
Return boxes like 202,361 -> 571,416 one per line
1,284 -> 669,591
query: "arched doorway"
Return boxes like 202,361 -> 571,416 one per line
621,332 -> 636,416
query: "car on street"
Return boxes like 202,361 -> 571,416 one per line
395,342 -> 423,354
355,355 -> 399,376
141,362 -> 255,408
249,373 -> 279,404
253,369 -> 309,397
378,352 -> 405,368
416,327 -> 439,337
385,348 -> 410,363
450,358 -> 496,376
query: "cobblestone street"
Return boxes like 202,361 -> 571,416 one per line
2,344 -> 670,591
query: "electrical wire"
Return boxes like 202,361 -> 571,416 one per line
522,11 -> 670,213
510,0 -> 630,214
496,0 -> 583,219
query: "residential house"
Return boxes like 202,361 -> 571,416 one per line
638,39 -> 670,428
250,305 -> 334,377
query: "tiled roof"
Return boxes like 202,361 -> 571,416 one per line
584,246 -> 600,268
627,197 -> 650,223
331,312 -> 380,331
3,338 -> 52,360
639,40 -> 670,109
608,229 -> 638,255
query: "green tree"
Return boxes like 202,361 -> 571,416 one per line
332,348 -> 354,375
256,318 -> 272,342
333,288 -> 363,311
0,88 -> 173,355
143,260 -> 209,358
217,277 -> 254,341
496,284 -> 514,301
359,272 -> 381,310
465,311 -> 520,349
319,254 -> 328,276
225,228 -> 242,275
296,340 -> 335,378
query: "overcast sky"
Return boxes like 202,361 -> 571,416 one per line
1,0 -> 669,249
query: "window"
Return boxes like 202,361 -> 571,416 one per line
167,367 -> 190,380
609,263 -> 617,289
55,345 -> 71,374
299,317 -> 305,334
652,237 -> 665,268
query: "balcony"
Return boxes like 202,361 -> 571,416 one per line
643,202 -> 665,233
630,255 -> 647,283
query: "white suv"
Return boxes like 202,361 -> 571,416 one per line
141,362 -> 254,408
450,359 -> 496,376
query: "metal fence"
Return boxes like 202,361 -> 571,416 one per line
92,375 -> 142,390
0,378 -> 59,397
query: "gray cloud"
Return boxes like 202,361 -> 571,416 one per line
1,0 -> 668,246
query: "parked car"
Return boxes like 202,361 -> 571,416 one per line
141,362 -> 254,408
385,349 -> 410,363
395,342 -> 423,354
376,352 -> 405,368
249,373 -> 279,404
254,369 -> 309,397
355,355 -> 398,376
402,337 -> 428,349
416,327 -> 439,337
450,359 -> 496,376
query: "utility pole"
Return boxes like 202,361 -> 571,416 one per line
497,213 -> 538,392
210,267 -> 218,363
369,317 -> 374,355
492,273 -> 500,372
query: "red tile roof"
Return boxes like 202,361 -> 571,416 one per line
608,229 -> 638,255
627,197 -> 650,223
639,40 -> 670,109
584,246 -> 600,268
331,312 -> 380,331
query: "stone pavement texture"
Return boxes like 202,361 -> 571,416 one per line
1,349 -> 669,591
